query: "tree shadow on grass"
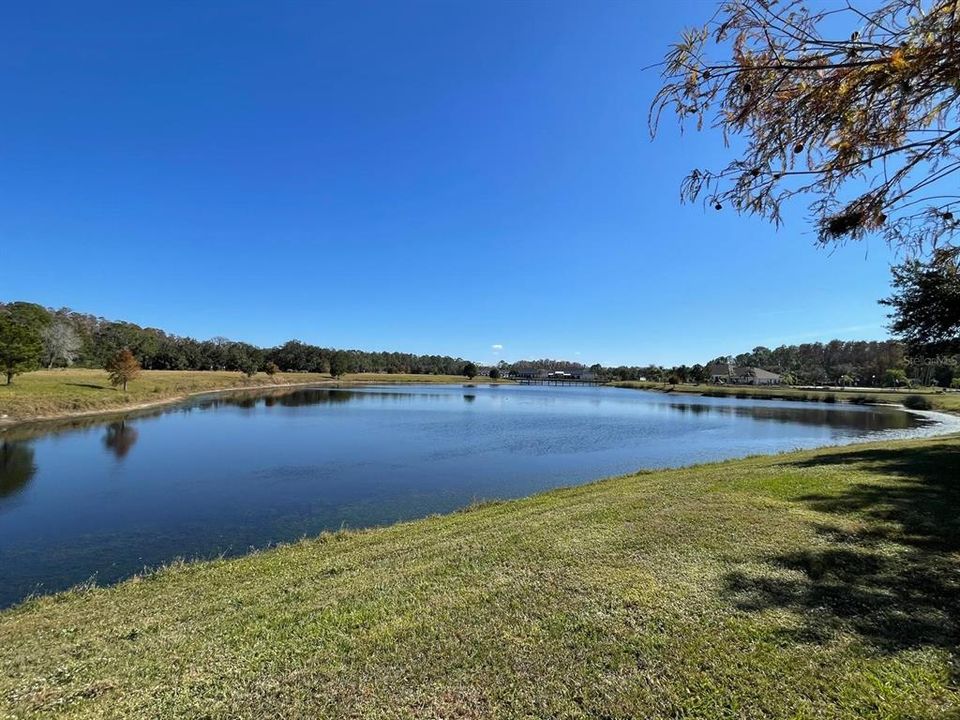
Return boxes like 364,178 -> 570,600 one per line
724,442 -> 960,656
64,382 -> 111,391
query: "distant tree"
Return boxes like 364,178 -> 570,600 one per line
5,302 -> 52,332
462,362 -> 478,379
238,358 -> 258,378
0,314 -> 43,384
41,320 -> 82,368
883,368 -> 910,388
690,363 -> 707,383
933,361 -> 956,388
264,361 -> 280,376
488,367 -> 501,380
105,348 -> 141,392
329,351 -> 351,378
780,371 -> 797,386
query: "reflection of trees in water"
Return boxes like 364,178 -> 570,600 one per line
195,388 -> 360,411
463,394 -> 477,403
668,402 -> 916,431
103,421 -> 139,460
0,441 -> 37,498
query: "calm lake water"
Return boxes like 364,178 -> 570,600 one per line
0,384 -> 950,607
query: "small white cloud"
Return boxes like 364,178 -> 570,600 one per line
491,344 -> 503,352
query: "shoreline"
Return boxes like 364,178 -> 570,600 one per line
4,373 -> 960,435
0,378 -> 340,432
612,379 -> 960,417
0,371 -> 510,433
3,432 -> 958,716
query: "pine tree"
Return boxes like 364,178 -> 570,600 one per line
0,314 -> 43,384
105,348 -> 142,392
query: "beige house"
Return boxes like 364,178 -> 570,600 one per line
707,363 -> 782,386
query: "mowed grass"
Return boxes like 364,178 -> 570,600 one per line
2,435 -> 959,718
613,380 -> 960,414
0,370 -> 503,422
0,369 -> 333,421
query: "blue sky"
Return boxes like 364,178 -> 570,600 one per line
1,0 -> 899,366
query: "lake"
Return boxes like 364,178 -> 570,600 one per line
0,384 -> 951,607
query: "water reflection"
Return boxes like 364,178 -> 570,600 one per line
103,421 -> 139,460
0,384 -> 950,608
0,441 -> 36,499
668,402 -> 920,431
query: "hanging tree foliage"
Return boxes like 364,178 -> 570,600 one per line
651,0 -> 960,252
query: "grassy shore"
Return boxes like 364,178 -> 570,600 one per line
2,435 -> 958,718
0,369 -> 503,424
613,380 -> 960,414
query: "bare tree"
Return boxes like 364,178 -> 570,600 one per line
652,0 -> 960,253
41,320 -> 82,368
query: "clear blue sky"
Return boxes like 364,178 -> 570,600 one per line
1,0 -> 899,366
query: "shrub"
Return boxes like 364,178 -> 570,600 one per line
264,361 -> 280,376
903,394 -> 933,411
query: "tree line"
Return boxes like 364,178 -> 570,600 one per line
3,301 -> 957,389
0,301 -> 475,383
598,341 -> 958,389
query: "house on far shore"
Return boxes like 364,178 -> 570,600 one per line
707,363 -> 782,386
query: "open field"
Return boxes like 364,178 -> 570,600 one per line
1,434 -> 958,718
0,369 -> 334,423
0,370 -> 504,424
613,380 -> 960,414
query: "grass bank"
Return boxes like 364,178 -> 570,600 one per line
2,435 -> 958,718
612,380 -> 960,414
0,369 -> 333,423
0,369 -> 504,425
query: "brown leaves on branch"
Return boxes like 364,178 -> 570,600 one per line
652,0 -> 960,253
105,348 -> 142,392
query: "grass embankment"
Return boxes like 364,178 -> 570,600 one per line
0,369 -> 333,422
2,435 -> 958,718
613,380 -> 960,414
0,370 -> 503,424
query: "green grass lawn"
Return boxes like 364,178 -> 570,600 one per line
2,435 -> 958,718
613,380 -> 960,414
0,369 -> 503,422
